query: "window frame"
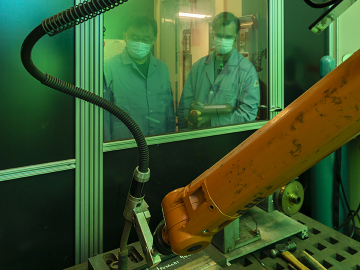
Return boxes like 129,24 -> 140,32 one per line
103,0 -> 282,151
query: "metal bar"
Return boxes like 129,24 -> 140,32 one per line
0,160 -> 75,182
89,17 -> 95,258
99,13 -> 104,255
84,14 -> 90,263
75,0 -> 82,262
80,17 -> 87,263
103,121 -> 267,152
269,0 -> 284,119
94,14 -> 100,256
154,0 -> 161,58
75,0 -> 104,262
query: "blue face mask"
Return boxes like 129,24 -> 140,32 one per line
213,37 -> 235,54
126,40 -> 152,60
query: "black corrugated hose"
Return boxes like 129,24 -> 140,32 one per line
21,2 -> 149,269
303,0 -> 342,8
21,24 -> 149,173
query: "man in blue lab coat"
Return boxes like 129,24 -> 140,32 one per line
104,14 -> 175,141
178,12 -> 260,129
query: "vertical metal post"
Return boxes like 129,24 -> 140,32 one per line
154,0 -> 161,58
269,0 -> 284,119
329,18 -> 339,64
75,0 -> 104,263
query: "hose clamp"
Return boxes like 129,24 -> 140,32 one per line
133,166 -> 150,183
123,193 -> 144,221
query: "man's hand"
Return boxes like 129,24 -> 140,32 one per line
197,115 -> 211,128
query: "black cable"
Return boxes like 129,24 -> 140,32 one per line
337,201 -> 360,235
21,1 -> 151,268
303,0 -> 341,8
42,0 -> 127,36
333,149 -> 355,237
333,150 -> 341,230
43,74 -> 150,172
21,25 -> 47,83
338,173 -> 355,237
335,150 -> 351,211
251,254 -> 270,270
20,23 -> 149,173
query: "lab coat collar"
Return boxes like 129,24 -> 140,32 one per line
205,52 -> 215,84
205,49 -> 238,85
206,49 -> 239,66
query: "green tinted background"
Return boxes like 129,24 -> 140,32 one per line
0,1 -> 75,170
104,0 -> 154,39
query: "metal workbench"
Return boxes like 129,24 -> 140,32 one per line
65,209 -> 360,270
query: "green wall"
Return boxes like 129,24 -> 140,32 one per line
0,1 -> 75,170
0,1 -> 76,269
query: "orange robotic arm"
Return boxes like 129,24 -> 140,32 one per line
160,49 -> 360,256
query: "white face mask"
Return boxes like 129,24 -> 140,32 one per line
126,40 -> 152,59
213,37 -> 235,54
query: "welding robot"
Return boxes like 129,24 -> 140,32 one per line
21,0 -> 360,269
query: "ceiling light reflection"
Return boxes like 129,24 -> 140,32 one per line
179,12 -> 209,18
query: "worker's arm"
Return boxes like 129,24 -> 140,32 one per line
210,66 -> 260,127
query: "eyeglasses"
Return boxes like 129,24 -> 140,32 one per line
214,33 -> 236,40
127,35 -> 154,45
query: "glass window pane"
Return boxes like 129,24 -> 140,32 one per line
103,0 -> 268,142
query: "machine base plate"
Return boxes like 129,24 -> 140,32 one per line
88,207 -> 307,270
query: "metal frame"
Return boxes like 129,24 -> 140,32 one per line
269,0 -> 284,119
329,18 -> 339,64
104,121 -> 267,152
0,160 -> 75,182
75,0 -> 104,263
103,0 -> 280,152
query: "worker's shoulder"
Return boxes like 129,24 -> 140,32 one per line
104,53 -> 124,69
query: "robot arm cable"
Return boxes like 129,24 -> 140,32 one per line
21,1 -> 149,268
303,0 -> 342,8
20,21 -> 149,173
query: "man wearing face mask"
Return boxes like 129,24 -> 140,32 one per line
178,12 -> 260,129
104,14 -> 175,140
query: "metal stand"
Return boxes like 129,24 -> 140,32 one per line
88,207 -> 307,270
211,212 -> 261,254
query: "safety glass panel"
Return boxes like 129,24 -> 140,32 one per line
103,0 -> 268,142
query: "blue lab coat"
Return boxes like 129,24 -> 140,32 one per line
178,50 -> 260,129
104,50 -> 176,141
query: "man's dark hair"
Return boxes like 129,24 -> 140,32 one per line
212,12 -> 240,34
124,14 -> 158,37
